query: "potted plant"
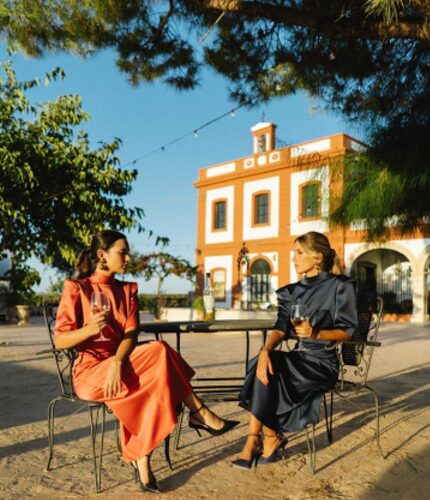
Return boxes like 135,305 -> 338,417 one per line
15,303 -> 30,325
5,262 -> 40,324
192,296 -> 204,320
5,289 -> 32,325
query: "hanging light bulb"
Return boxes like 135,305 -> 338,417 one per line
230,110 -> 236,117
193,130 -> 199,138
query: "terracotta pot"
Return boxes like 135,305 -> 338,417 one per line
16,305 -> 30,325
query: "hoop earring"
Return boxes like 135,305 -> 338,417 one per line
99,258 -> 109,271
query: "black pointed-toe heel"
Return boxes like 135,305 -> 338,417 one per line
231,433 -> 263,470
188,403 -> 239,437
132,460 -> 161,493
258,434 -> 289,464
231,453 -> 261,470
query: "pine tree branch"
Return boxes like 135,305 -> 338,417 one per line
197,0 -> 430,42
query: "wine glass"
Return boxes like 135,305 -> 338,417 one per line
291,304 -> 309,329
91,292 -> 110,342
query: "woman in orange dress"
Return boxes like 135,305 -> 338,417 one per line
55,230 -> 238,493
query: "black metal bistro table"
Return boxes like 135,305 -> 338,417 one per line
139,319 -> 276,401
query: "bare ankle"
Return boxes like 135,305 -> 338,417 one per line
136,457 -> 153,482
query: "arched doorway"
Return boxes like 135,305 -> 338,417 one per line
351,249 -> 413,315
250,259 -> 271,306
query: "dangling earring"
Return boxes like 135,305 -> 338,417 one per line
99,258 -> 109,271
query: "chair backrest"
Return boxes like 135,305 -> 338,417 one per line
339,296 -> 383,385
43,303 -> 78,398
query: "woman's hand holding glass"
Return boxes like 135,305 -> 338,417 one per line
90,292 -> 110,341
87,310 -> 108,337
294,320 -> 314,338
291,304 -> 314,338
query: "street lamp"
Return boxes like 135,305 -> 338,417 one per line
237,243 -> 250,310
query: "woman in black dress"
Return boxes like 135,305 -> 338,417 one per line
232,231 -> 358,468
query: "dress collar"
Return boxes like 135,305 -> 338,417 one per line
89,272 -> 116,285
301,271 -> 332,286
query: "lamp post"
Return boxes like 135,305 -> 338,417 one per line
425,265 -> 430,321
237,243 -> 250,310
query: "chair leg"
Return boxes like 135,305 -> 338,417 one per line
364,385 -> 385,459
99,407 -> 106,487
305,425 -> 316,473
323,393 -> 334,444
173,405 -> 185,451
164,435 -> 173,470
114,417 -> 122,458
89,405 -> 106,493
46,397 -> 60,471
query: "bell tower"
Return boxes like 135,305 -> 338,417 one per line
251,122 -> 277,154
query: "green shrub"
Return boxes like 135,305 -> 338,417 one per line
192,295 -> 204,312
137,294 -> 190,315
28,292 -> 191,316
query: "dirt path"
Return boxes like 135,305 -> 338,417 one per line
1,321 -> 429,499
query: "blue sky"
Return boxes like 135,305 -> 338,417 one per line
1,47 -> 360,294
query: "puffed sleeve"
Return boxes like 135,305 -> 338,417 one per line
124,282 -> 139,333
334,279 -> 358,338
274,286 -> 291,336
55,279 -> 82,336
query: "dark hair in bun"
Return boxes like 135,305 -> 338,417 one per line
295,231 -> 343,274
75,230 -> 126,279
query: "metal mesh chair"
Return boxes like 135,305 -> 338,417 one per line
305,296 -> 384,472
42,303 -> 119,493
42,305 -> 173,492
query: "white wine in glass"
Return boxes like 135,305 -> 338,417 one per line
291,304 -> 309,327
91,291 -> 110,342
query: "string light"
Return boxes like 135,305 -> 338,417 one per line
121,96 -> 255,169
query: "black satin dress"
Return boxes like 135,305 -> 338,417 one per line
239,272 -> 358,432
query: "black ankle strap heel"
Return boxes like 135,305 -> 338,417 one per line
231,433 -> 263,470
131,459 -> 161,493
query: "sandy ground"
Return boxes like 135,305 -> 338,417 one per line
1,319 -> 429,499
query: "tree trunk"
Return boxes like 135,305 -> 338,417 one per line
156,278 -> 164,319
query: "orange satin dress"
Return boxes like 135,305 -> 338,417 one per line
55,272 -> 195,461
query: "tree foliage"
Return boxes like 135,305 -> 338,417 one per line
0,1 -> 429,234
0,62 -> 144,300
128,250 -> 197,317
129,251 -> 197,294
